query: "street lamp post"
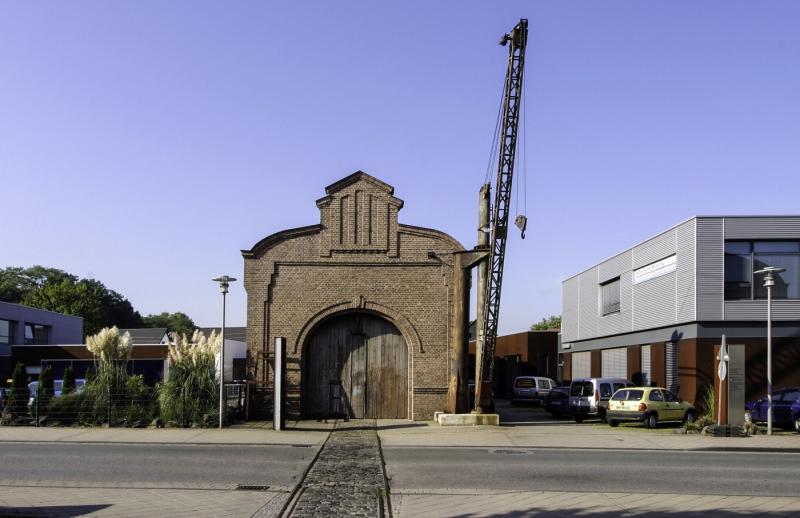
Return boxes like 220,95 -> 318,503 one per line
754,266 -> 785,436
212,275 -> 237,429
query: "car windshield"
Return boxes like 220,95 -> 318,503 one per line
571,381 -> 593,397
514,378 -> 535,388
611,390 -> 629,401
612,389 -> 643,401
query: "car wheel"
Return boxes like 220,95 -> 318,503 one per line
684,410 -> 696,425
645,412 -> 658,429
744,410 -> 753,423
574,415 -> 584,424
794,415 -> 800,433
608,420 -> 619,427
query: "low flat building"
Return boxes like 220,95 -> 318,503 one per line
561,216 -> 800,407
1,301 -> 83,382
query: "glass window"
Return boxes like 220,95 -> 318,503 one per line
753,254 -> 800,300
600,278 -> 621,315
627,389 -> 644,401
24,324 -> 48,345
599,383 -> 613,398
754,241 -> 800,253
0,320 -> 11,344
648,390 -> 664,402
724,248 -> 752,300
514,378 -> 534,388
664,391 -> 679,402
570,381 -> 593,397
611,390 -> 629,401
537,379 -> 549,389
780,390 -> 800,402
725,240 -> 800,300
613,383 -> 626,393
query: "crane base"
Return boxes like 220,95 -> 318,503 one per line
436,412 -> 500,426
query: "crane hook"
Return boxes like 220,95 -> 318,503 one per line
515,215 -> 527,239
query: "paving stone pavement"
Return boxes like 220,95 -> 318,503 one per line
392,490 -> 800,517
287,420 -> 388,518
0,486 -> 290,518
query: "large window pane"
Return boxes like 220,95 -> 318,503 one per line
24,324 -> 48,345
725,241 -> 752,254
754,241 -> 800,253
600,278 -> 620,315
754,254 -> 800,299
0,320 -> 10,344
724,252 -> 751,300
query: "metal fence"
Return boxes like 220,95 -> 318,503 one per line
0,383 -> 246,428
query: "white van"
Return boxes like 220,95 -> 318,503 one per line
512,376 -> 556,405
568,378 -> 631,422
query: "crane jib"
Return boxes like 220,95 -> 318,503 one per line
479,19 -> 528,387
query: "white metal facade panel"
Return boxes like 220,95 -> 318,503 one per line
561,277 -> 580,343
633,274 -> 676,330
640,345 -> 651,386
696,218 -> 724,321
578,269 -> 599,341
632,229 -> 677,270
572,351 -> 591,379
676,220 -> 696,323
601,347 -> 627,379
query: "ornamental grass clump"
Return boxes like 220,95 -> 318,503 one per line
158,330 -> 220,427
80,326 -> 156,426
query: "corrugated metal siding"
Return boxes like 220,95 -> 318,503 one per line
641,345 -> 651,386
601,347 -> 627,378
633,230 -> 676,270
723,300 -> 800,320
572,351 -> 591,379
676,220 -> 696,322
633,274 -> 676,329
578,269 -> 599,341
724,217 -> 800,239
561,277 -> 580,343
696,218 -> 724,320
598,251 -> 633,338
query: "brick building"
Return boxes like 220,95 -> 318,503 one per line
242,171 -> 463,420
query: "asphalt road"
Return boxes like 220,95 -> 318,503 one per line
0,442 -> 315,490
383,447 -> 800,497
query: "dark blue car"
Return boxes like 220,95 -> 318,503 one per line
744,387 -> 800,432
543,386 -> 570,417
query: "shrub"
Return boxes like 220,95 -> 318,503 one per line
158,330 -> 220,427
8,362 -> 30,420
35,365 -> 55,416
62,366 -> 76,395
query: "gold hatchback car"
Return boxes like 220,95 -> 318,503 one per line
606,387 -> 696,428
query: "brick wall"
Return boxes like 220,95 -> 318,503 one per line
242,172 -> 463,420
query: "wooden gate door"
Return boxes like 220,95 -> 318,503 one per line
304,313 -> 408,419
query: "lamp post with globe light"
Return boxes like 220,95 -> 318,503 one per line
212,275 -> 236,429
753,266 -> 785,436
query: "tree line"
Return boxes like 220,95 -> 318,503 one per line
0,266 -> 195,337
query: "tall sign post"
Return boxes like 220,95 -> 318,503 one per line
716,335 -> 728,426
273,337 -> 286,431
754,266 -> 785,436
212,275 -> 236,429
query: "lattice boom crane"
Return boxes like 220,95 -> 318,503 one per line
476,19 -> 528,411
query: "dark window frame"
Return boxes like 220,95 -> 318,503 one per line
24,323 -> 49,345
0,319 -> 13,345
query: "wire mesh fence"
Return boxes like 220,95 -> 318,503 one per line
0,383 -> 246,428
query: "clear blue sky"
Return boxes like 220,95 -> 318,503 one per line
2,2 -> 798,332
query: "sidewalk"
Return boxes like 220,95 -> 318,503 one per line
0,421 -> 332,446
377,419 -> 800,452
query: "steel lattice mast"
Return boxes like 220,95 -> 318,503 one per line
478,19 -> 528,406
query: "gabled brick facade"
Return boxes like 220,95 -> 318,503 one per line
242,171 -> 463,420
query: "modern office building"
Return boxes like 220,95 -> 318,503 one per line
561,216 -> 800,407
0,301 -> 84,382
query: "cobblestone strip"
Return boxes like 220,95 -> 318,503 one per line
287,420 -> 388,518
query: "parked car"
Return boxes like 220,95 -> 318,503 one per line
744,387 -> 800,432
512,376 -> 556,405
27,379 -> 86,406
569,378 -> 631,422
543,386 -> 570,417
606,387 -> 695,428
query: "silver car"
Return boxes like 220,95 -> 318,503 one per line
512,376 -> 556,405
569,378 -> 631,422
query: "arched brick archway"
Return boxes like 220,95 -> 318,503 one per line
302,311 -> 408,419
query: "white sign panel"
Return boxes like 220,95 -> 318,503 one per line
633,255 -> 677,285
